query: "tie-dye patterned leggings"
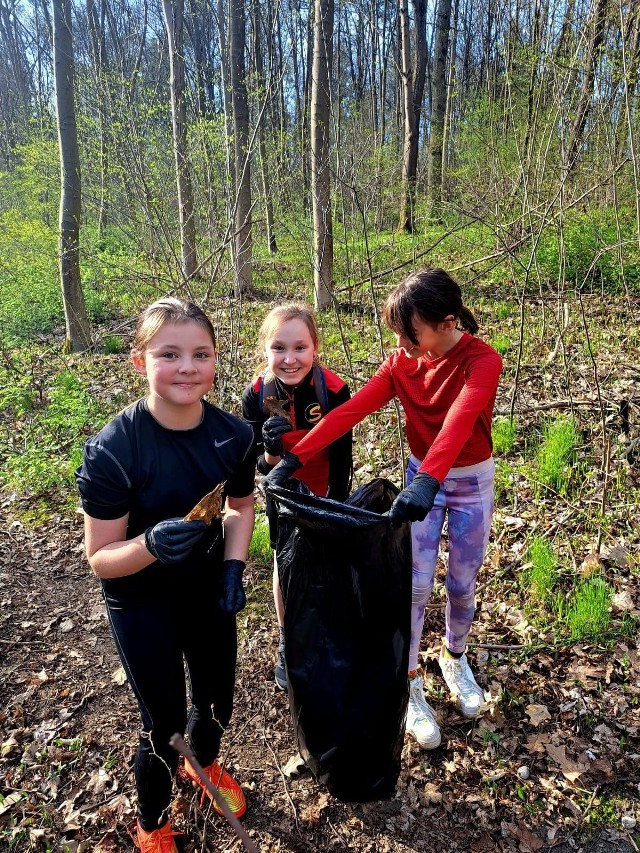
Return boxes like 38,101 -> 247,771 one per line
406,454 -> 495,671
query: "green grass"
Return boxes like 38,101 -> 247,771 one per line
534,416 -> 580,493
492,417 -> 517,455
249,512 -> 272,566
490,333 -> 511,355
522,537 -> 557,606
565,576 -> 613,640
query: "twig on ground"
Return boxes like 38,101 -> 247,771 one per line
169,733 -> 260,853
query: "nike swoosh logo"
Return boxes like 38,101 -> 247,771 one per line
214,438 -> 233,448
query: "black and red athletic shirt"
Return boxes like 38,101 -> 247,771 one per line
242,367 -> 352,500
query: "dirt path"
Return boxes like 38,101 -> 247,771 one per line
1,508 -> 638,852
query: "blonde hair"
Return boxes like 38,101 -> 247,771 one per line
255,302 -> 320,375
132,297 -> 216,353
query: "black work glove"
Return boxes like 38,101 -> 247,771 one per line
219,559 -> 246,614
144,518 -> 207,564
262,415 -> 293,457
388,473 -> 440,524
263,451 -> 302,490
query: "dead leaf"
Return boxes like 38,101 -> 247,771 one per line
506,820 -> 544,851
600,544 -> 628,568
612,590 -> 635,612
0,791 -> 24,817
525,704 -> 551,726
87,767 -> 114,795
300,792 -> 330,823
543,744 -> 584,781
579,552 -> 602,578
1,734 -> 19,757
111,667 -> 127,685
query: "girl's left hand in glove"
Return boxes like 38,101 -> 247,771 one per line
219,559 -> 247,614
388,473 -> 440,523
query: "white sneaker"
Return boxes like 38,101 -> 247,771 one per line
406,674 -> 441,749
439,649 -> 484,718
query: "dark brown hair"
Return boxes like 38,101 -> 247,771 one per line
382,268 -> 478,344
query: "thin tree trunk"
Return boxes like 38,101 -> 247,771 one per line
251,0 -> 277,253
311,0 -> 334,308
426,0 -> 452,214
398,0 -> 416,232
564,0 -> 608,176
162,0 -> 197,280
86,0 -> 109,235
52,0 -> 91,353
230,0 -> 252,294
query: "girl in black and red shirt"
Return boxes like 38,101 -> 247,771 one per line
242,303 -> 352,689
265,271 -> 502,751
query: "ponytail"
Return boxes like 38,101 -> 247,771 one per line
458,305 -> 478,335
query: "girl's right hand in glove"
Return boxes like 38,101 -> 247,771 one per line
262,415 -> 293,457
144,518 -> 207,564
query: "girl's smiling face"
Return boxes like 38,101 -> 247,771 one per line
265,317 -> 317,386
132,320 -> 216,422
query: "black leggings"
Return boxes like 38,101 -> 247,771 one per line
103,579 -> 237,830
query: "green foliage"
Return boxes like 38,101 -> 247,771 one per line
565,576 -> 612,640
534,210 -> 640,292
493,417 -> 517,455
490,334 -> 511,355
0,213 -> 61,343
493,458 -> 512,506
249,512 -> 272,566
534,417 -> 580,493
522,537 -> 557,606
102,335 -> 125,354
1,367 -> 105,497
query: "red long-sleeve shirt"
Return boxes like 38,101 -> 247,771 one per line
291,333 -> 502,483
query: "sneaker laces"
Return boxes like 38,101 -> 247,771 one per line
136,821 -> 180,853
442,655 -> 479,698
408,677 -> 437,724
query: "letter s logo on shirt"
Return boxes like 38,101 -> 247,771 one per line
306,404 -> 322,424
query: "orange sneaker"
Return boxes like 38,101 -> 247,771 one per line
183,758 -> 247,818
136,820 -> 181,853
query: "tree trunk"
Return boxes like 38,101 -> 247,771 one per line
52,0 -> 91,353
251,0 -> 277,254
426,0 -> 452,215
230,0 -> 253,295
397,0 -> 414,231
162,0 -> 197,281
564,0 -> 608,176
86,0 -> 109,235
310,0 -> 334,309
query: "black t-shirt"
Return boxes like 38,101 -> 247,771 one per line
75,399 -> 255,599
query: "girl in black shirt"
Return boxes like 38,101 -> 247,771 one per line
76,298 -> 255,852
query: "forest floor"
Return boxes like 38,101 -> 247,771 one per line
1,292 -> 639,852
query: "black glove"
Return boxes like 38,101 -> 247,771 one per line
388,473 -> 440,524
219,559 -> 246,614
262,415 -> 293,457
263,451 -> 302,490
144,518 -> 207,564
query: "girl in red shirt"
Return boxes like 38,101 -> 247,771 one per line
264,270 -> 502,750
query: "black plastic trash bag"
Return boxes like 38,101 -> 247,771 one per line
267,478 -> 411,802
